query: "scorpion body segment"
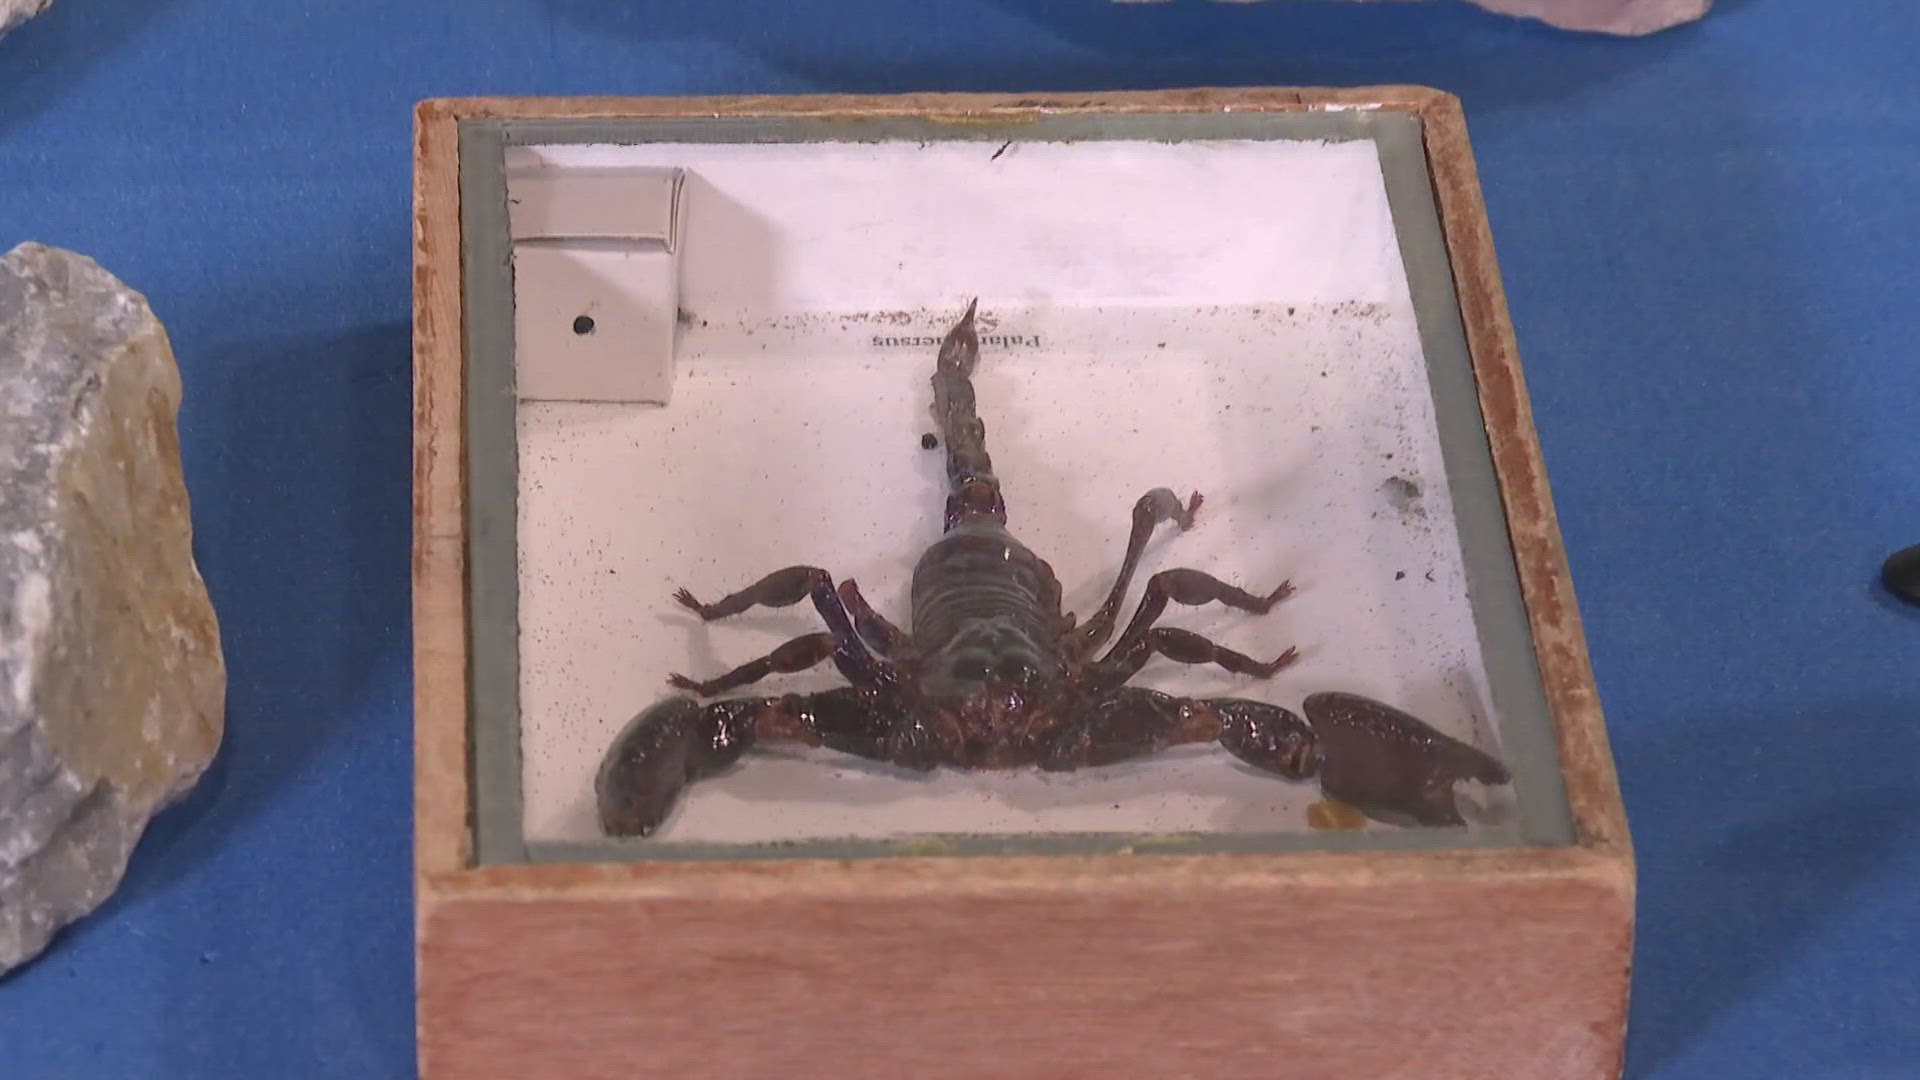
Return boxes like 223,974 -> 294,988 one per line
599,301 -> 1512,837
908,526 -> 1066,734
930,299 -> 1006,530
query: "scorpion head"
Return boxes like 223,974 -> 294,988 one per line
917,620 -> 1058,763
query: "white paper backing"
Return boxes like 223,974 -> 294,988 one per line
506,137 -> 1507,845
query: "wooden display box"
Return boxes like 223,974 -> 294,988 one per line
412,88 -> 1632,1078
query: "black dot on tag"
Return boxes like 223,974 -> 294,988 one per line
572,315 -> 596,336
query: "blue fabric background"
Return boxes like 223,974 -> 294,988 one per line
2,1 -> 1915,1076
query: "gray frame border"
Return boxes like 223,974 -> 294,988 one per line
458,108 -> 1575,866
459,119 -> 524,866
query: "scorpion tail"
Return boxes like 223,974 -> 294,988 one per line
932,298 -> 1007,530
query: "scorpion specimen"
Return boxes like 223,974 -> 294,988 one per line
597,301 -> 1511,837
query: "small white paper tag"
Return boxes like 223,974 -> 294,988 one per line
507,167 -> 685,404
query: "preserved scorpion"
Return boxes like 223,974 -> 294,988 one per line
598,301 -> 1511,836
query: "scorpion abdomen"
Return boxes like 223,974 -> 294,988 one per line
908,524 -> 1067,725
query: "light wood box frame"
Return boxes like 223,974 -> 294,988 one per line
413,87 -> 1633,1079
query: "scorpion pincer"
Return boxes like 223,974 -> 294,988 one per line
597,300 -> 1511,837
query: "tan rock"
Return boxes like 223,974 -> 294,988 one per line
0,242 -> 226,975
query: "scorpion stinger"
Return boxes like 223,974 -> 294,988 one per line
596,300 -> 1513,839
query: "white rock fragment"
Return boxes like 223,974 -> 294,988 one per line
1465,0 -> 1709,35
0,0 -> 52,38
0,242 -> 226,975
1112,0 -> 1711,37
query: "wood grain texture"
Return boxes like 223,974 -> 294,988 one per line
421,874 -> 1630,1079
413,99 -> 470,881
422,85 -> 1439,122
411,87 -> 1633,1080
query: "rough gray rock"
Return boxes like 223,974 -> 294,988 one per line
1113,0 -> 1710,36
0,0 -> 53,38
1,243 -> 226,976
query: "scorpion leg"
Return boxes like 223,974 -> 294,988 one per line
672,565 -> 893,688
597,689 -> 908,836
674,565 -> 843,623
1042,687 -> 1200,769
1077,489 -> 1203,651
1043,688 -> 1314,776
1092,626 -> 1299,691
1049,690 -> 1505,827
739,685 -> 942,772
596,695 -> 768,836
668,632 -> 836,696
838,578 -> 910,656
1103,567 -> 1293,659
776,686 -> 950,772
786,687 -> 941,769
1301,692 -> 1510,828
